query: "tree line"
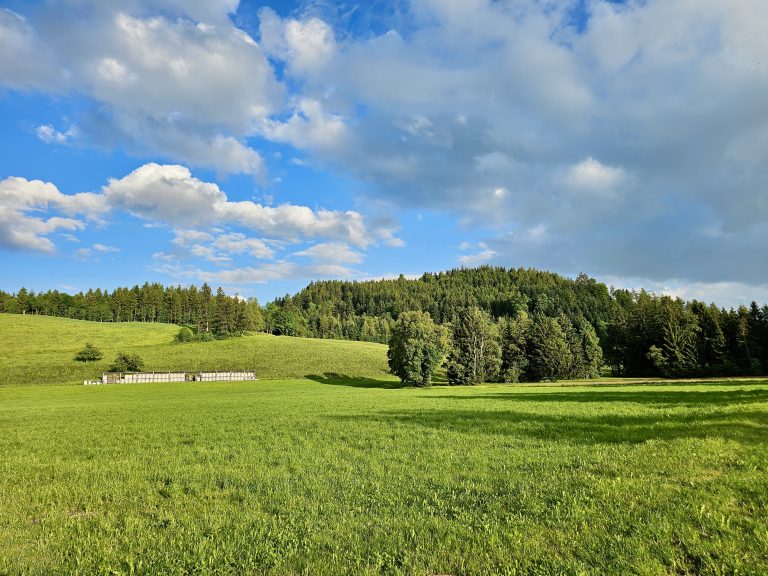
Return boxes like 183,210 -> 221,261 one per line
0,283 -> 264,339
2,266 -> 767,379
276,268 -> 768,379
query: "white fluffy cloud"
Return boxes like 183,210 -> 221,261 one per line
259,7 -> 336,75
103,163 -> 380,247
1,4 -> 280,176
458,242 -> 497,267
261,98 -> 347,151
0,177 -> 108,252
565,158 -> 626,197
152,260 -> 358,285
294,242 -> 364,264
104,164 -> 226,225
171,228 -> 275,262
83,13 -> 279,131
4,0 -> 768,296
252,0 -> 768,290
0,162 -> 400,261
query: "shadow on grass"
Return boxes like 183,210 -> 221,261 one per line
427,386 -> 768,408
305,373 -> 409,389
332,406 -> 768,445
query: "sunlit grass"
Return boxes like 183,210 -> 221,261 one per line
1,378 -> 767,575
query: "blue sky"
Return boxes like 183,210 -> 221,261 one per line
1,0 -> 767,307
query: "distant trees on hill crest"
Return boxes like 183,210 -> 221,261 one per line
2,267 -> 767,380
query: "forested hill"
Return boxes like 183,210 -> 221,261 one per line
280,267 -> 614,331
2,266 -> 767,378
271,266 -> 768,378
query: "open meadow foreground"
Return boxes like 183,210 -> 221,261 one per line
1,316 -> 768,575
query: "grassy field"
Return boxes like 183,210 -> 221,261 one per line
1,314 -> 767,574
0,314 -> 392,386
0,378 -> 766,574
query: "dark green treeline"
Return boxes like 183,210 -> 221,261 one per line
2,267 -> 767,378
272,267 -> 768,378
0,283 -> 263,339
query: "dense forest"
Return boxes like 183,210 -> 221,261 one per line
1,267 -> 767,379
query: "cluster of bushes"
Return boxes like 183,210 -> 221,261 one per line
73,343 -> 144,372
174,326 -> 215,343
388,307 -> 603,386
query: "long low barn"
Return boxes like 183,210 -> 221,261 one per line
90,371 -> 257,385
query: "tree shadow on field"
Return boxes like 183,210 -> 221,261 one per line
332,384 -> 768,445
332,407 -> 768,445
428,386 -> 768,408
306,372 -> 409,389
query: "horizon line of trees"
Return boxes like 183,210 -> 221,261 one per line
2,266 -> 767,379
0,283 -> 263,339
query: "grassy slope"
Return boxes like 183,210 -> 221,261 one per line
0,379 -> 767,575
0,313 -> 392,386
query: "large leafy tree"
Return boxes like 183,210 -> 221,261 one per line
446,307 -> 501,385
388,311 -> 450,387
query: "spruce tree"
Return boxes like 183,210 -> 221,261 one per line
500,311 -> 532,382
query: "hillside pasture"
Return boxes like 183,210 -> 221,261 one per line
0,314 -> 392,386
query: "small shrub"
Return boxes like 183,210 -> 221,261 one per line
74,343 -> 103,363
175,326 -> 195,343
109,352 -> 144,372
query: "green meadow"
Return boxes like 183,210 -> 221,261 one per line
0,314 -> 392,386
1,314 -> 767,575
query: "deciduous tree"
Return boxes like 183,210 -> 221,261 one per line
388,311 -> 450,387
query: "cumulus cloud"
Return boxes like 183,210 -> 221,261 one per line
259,7 -> 336,75
93,243 -> 119,253
294,242 -> 364,264
5,0 -> 768,296
458,241 -> 497,267
104,163 -> 226,225
152,260 -> 358,285
248,0 -> 768,290
102,163 -> 382,247
565,158 -> 626,197
1,4 -> 280,176
212,233 -> 274,259
261,98 -> 347,151
0,177 -> 108,252
600,276 -> 768,310
171,228 -> 275,262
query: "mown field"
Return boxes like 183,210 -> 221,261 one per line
0,314 -> 392,386
1,315 -> 767,574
